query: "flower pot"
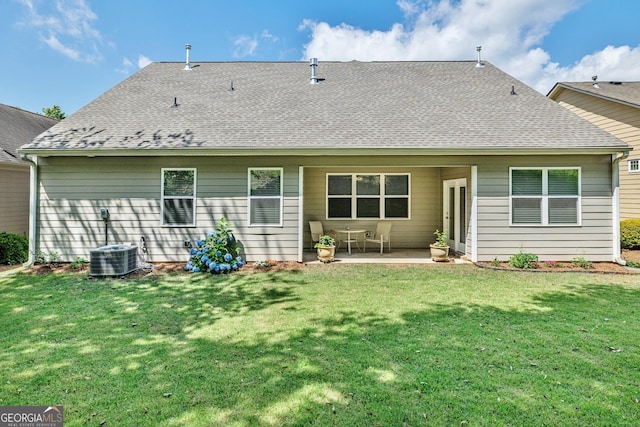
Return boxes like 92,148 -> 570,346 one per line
316,246 -> 335,263
429,244 -> 450,262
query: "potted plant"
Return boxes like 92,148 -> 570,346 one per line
315,235 -> 336,263
430,229 -> 450,262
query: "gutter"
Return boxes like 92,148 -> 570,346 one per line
612,151 -> 630,265
20,153 -> 38,267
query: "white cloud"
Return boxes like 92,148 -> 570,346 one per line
137,55 -> 152,68
18,0 -> 103,63
232,30 -> 281,58
232,35 -> 259,58
300,0 -> 640,93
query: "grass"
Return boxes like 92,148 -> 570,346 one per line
1,264 -> 639,426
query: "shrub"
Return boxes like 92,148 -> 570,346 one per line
620,218 -> 640,249
571,256 -> 593,269
184,217 -> 245,274
508,251 -> 538,269
71,257 -> 87,270
0,232 -> 29,265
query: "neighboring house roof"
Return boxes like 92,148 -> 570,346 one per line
1,103 -> 58,165
21,61 -> 628,156
547,81 -> 640,110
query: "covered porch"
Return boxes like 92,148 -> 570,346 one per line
301,164 -> 473,261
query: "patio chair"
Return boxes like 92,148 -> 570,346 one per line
309,221 -> 324,251
363,221 -> 392,254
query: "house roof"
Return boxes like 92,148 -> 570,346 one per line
548,81 -> 640,110
21,61 -> 629,156
1,104 -> 57,165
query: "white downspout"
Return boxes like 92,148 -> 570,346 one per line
20,153 -> 38,267
612,151 -> 629,265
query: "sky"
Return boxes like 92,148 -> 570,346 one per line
2,0 -> 640,116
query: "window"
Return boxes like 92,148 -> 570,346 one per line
249,168 -> 283,226
327,173 -> 410,219
162,168 -> 196,226
510,167 -> 580,226
629,159 -> 639,173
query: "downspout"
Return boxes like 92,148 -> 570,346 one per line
20,153 -> 38,267
612,151 -> 629,265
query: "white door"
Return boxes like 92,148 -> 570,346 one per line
443,178 -> 467,253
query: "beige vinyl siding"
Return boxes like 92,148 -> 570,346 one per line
35,153 -> 616,263
554,89 -> 640,219
0,167 -> 30,236
36,157 -> 300,262
303,166 -> 441,250
475,155 -> 614,262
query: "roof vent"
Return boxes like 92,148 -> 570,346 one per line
475,46 -> 485,68
184,44 -> 192,71
592,75 -> 599,89
309,58 -> 324,84
609,81 -> 622,85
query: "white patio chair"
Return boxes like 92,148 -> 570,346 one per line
309,221 -> 324,251
363,221 -> 392,254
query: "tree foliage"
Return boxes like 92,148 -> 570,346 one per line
42,104 -> 66,120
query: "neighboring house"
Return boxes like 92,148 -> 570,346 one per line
0,104 -> 57,236
19,59 -> 630,263
548,81 -> 640,219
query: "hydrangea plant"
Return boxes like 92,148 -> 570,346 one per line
184,217 -> 245,274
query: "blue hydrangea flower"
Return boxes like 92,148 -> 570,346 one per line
208,231 -> 217,237
228,234 -> 235,242
217,239 -> 222,244
224,253 -> 233,262
184,263 -> 192,271
232,263 -> 238,270
196,251 -> 202,257
189,248 -> 197,255
203,247 -> 209,253
213,265 -> 220,274
193,266 -> 200,273
196,239 -> 204,247
216,250 -> 222,257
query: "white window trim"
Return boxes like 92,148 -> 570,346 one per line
161,168 -> 197,227
326,173 -> 411,220
509,167 -> 581,227
629,159 -> 639,173
248,167 -> 284,227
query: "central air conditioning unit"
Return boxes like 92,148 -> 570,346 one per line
90,244 -> 138,276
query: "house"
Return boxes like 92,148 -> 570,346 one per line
548,81 -> 640,219
0,104 -> 57,236
19,58 -> 630,264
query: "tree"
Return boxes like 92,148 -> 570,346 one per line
42,105 -> 66,120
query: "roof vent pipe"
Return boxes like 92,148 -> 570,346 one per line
475,46 -> 485,68
184,44 -> 192,71
310,57 -> 319,84
592,75 -> 599,88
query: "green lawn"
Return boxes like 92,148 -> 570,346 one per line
1,265 -> 639,426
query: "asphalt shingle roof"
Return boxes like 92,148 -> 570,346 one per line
550,81 -> 640,109
21,61 -> 629,154
1,104 -> 57,164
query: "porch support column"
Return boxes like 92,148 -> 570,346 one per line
471,165 -> 478,262
297,166 -> 304,263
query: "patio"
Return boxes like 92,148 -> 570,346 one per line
303,248 -> 470,264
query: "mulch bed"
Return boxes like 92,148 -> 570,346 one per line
3,250 -> 639,277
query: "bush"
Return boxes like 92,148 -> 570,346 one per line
184,217 -> 246,274
508,251 -> 538,269
0,232 -> 29,265
620,218 -> 640,249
